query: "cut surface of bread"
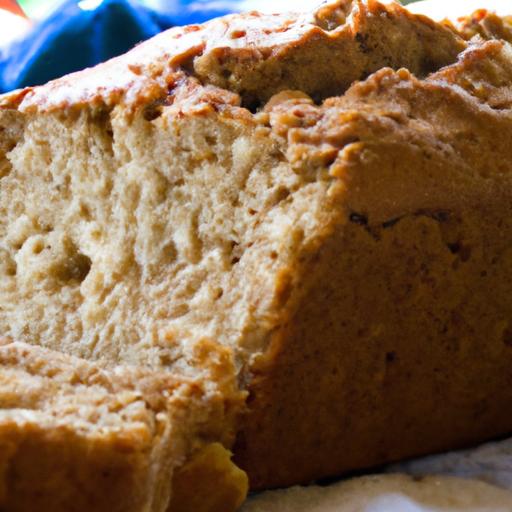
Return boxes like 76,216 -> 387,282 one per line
0,0 -> 465,376
1,0 -> 512,510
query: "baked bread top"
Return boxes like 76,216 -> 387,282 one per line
2,0 -> 465,113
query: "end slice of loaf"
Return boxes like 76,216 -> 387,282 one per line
0,339 -> 246,512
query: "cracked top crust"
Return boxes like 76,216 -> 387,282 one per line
0,0 -> 465,114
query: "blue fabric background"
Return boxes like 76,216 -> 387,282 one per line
0,0 -> 234,93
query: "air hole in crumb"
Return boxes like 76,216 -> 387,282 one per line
4,253 -> 17,276
144,104 -> 163,122
0,160 -> 13,179
79,203 -> 92,220
205,134 -> 217,146
310,92 -> 327,106
169,303 -> 190,319
32,240 -> 45,254
57,253 -> 92,283
273,186 -> 291,206
323,152 -> 338,167
90,229 -> 102,241
162,242 -> 178,264
230,240 -> 241,265
248,208 -> 257,216
221,68 -> 233,79
91,108 -> 112,127
214,288 -> 224,300
159,352 -> 175,366
270,251 -> 278,260
241,93 -> 262,114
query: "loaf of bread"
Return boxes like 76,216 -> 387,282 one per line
1,0 -> 512,509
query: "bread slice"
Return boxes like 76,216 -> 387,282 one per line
1,0 -> 512,509
0,339 -> 246,512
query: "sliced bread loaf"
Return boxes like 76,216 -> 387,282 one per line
1,0 -> 512,509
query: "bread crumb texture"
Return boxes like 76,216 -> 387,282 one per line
1,0 -> 512,509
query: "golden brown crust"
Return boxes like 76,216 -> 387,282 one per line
0,340 -> 245,511
0,0 -> 464,114
0,341 -> 175,511
235,40 -> 512,488
169,443 -> 249,512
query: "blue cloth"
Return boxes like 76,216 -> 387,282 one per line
0,0 -> 234,93
154,0 -> 237,27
